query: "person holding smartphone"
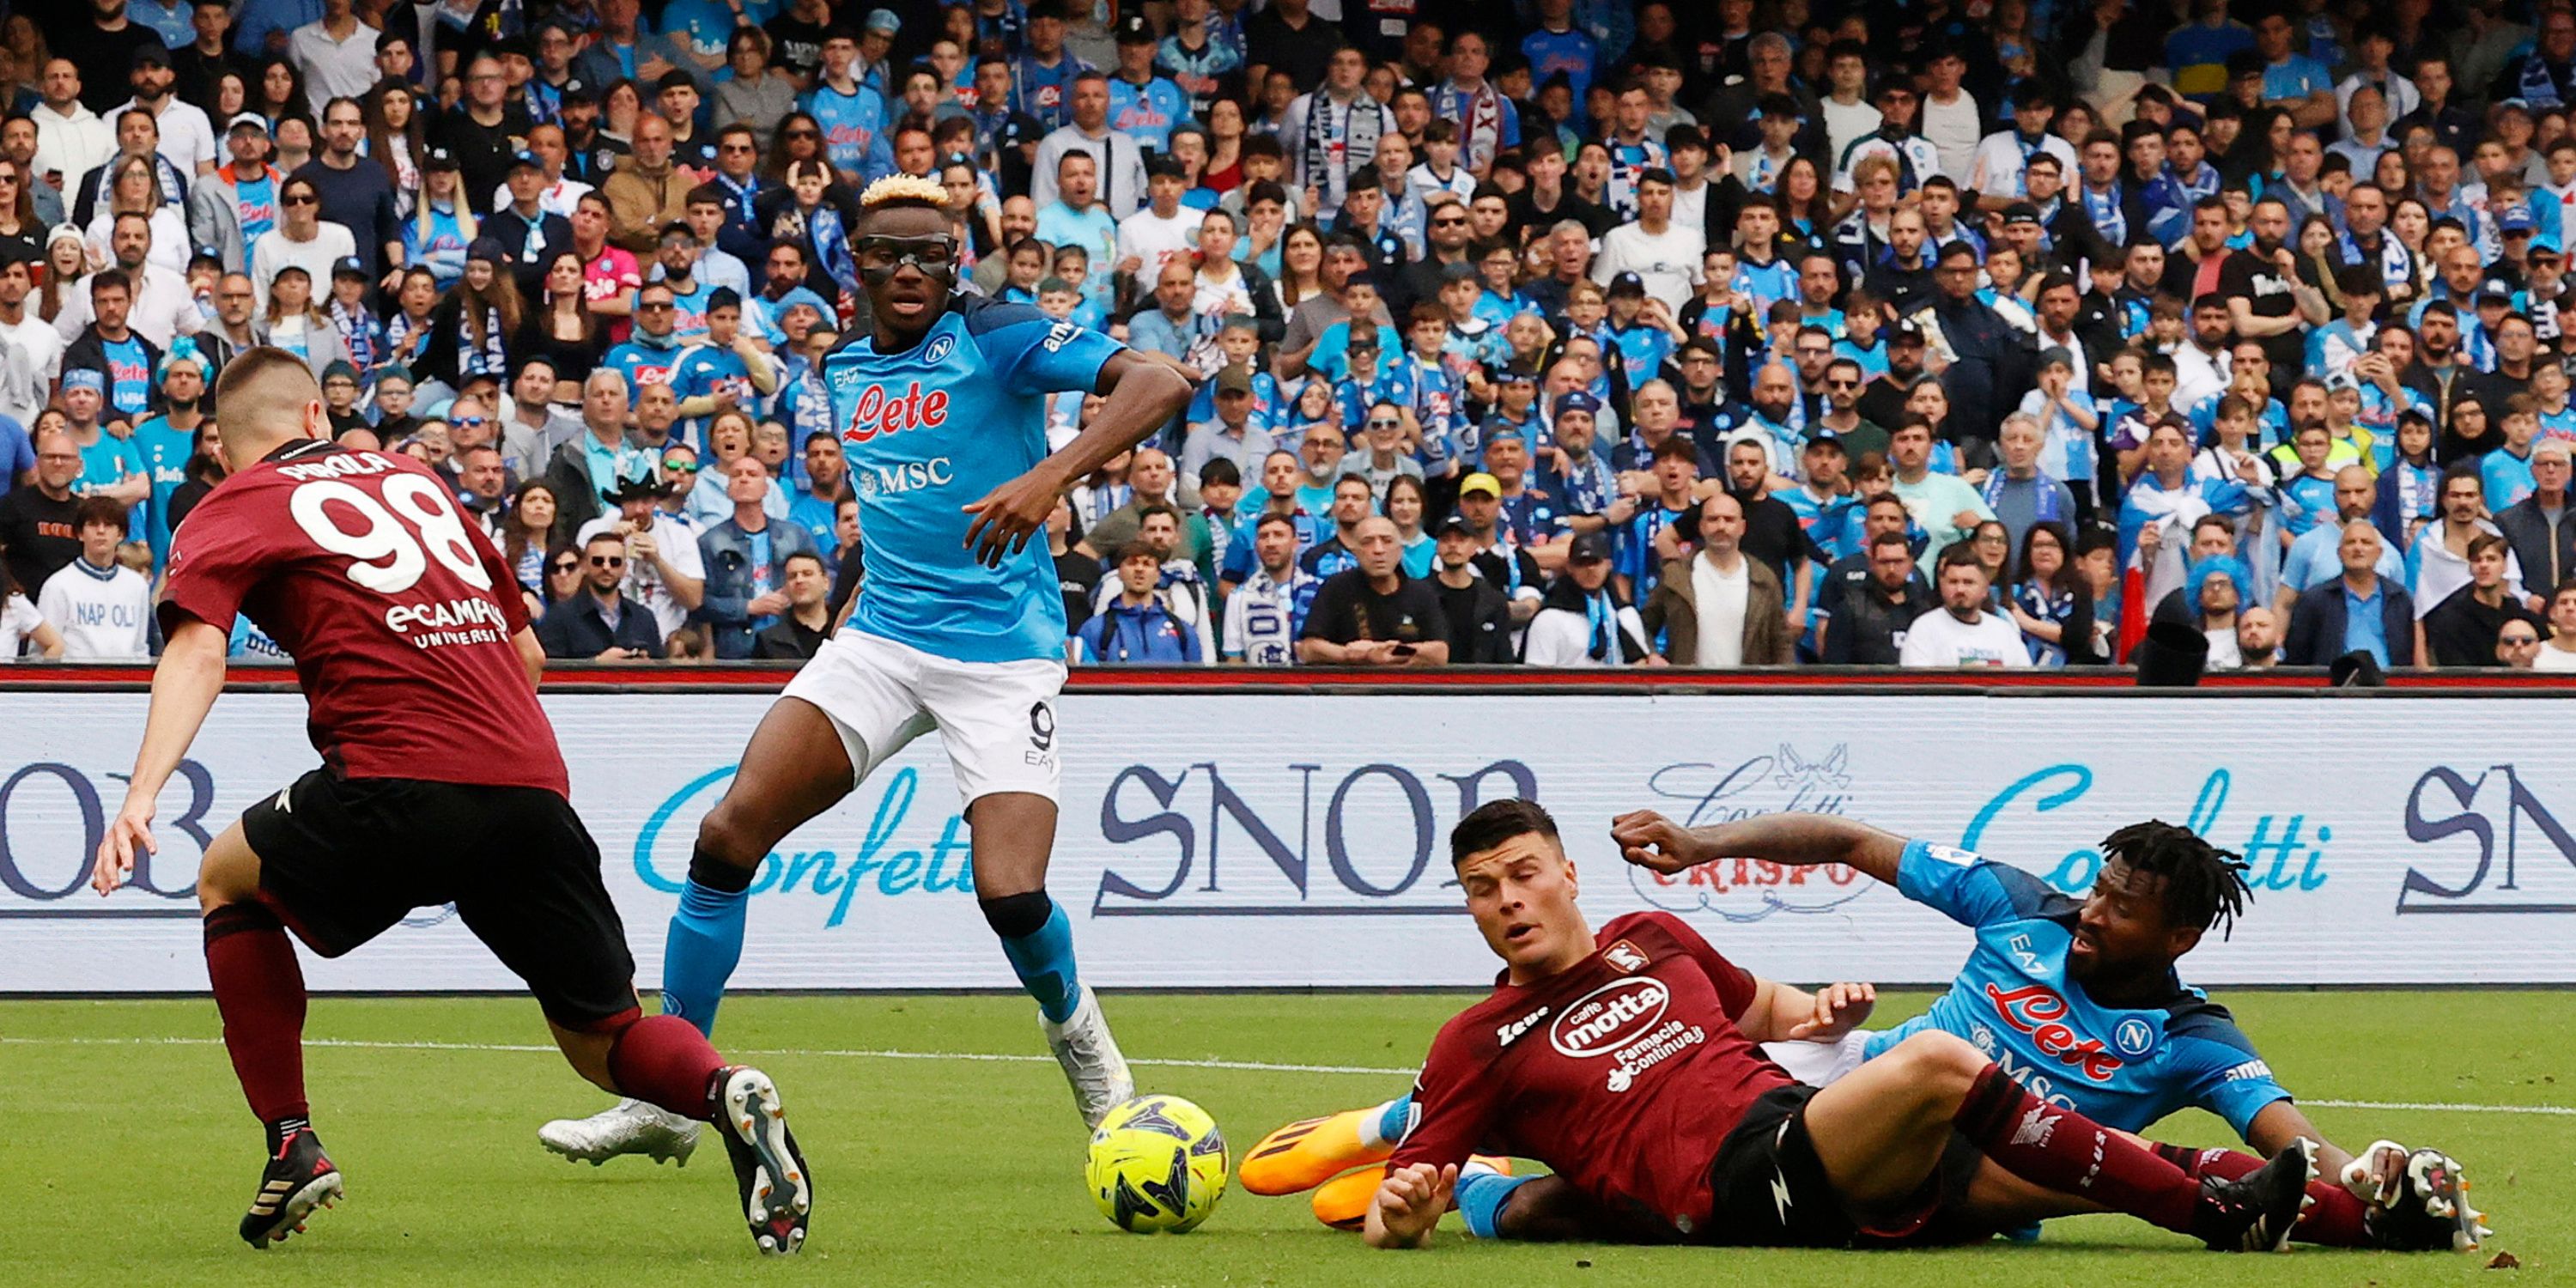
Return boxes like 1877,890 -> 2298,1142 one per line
1297,514 -> 1451,666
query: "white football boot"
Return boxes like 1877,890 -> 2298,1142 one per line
1042,986 -> 1136,1128
538,1097 -> 702,1166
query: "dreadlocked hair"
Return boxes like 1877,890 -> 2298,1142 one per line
2098,820 -> 2253,939
859,174 -> 951,211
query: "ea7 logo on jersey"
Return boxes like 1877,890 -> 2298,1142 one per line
1495,1005 -> 1551,1048
1549,977 -> 1670,1059
1042,320 -> 1080,352
842,380 -> 951,444
1603,939 -> 1649,974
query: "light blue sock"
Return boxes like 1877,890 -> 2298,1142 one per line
1455,1170 -> 1534,1239
998,900 -> 1082,1024
660,877 -> 749,1038
1361,1093 -> 1418,1149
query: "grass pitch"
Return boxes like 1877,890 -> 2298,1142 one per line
3,990 -> 2566,1287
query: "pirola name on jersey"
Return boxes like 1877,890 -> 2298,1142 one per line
277,453 -> 396,483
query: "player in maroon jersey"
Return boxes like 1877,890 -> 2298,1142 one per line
86,349 -> 814,1256
1365,799 -> 2319,1254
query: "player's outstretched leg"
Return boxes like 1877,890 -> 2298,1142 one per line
559,1012 -> 815,1255
968,791 -> 1133,1127
1806,1031 -> 2313,1252
1242,1095 -> 1414,1194
543,699 -> 857,1166
2157,1140 -> 2488,1250
198,827 -> 343,1249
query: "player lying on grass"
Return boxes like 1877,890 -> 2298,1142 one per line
88,349 -> 812,1255
539,173 -> 1195,1165
1358,798 -> 2332,1254
1261,811 -> 2484,1252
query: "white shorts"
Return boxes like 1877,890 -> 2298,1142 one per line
778,629 -> 1067,808
1760,1029 -> 1874,1089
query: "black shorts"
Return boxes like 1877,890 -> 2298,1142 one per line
241,770 -> 638,1030
1702,1083 -> 1986,1248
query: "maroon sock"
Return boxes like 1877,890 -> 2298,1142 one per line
605,1013 -> 729,1121
204,902 -> 308,1130
2154,1142 -> 2369,1246
1955,1064 -> 2199,1232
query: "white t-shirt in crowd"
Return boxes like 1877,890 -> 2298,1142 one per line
36,560 -> 149,659
1691,554 -> 1748,669
2203,624 -> 2244,670
1591,220 -> 1708,314
1820,96 -> 1882,166
0,592 -> 46,659
2536,642 -> 2576,672
1899,605 -> 2032,668
576,513 -> 708,641
1919,89 -> 1984,183
1115,206 -> 1206,296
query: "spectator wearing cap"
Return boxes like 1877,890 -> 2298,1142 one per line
537,528 -> 669,660
1115,158 -> 1204,306
489,149 -> 575,293
1522,528 -> 1651,666
1643,490 -> 1793,668
575,453 -> 708,643
1105,14 -> 1188,155
284,0 -> 375,115
188,112 -> 282,273
696,453 -> 819,659
1423,513 -> 1513,664
116,42 -> 216,183
668,288 -> 779,451
1538,392 -> 1616,521
1590,168 -> 1703,314
1182,363 -> 1279,483
403,146 -> 475,288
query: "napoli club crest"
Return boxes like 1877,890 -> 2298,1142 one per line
2111,1016 -> 2159,1060
924,333 -> 955,363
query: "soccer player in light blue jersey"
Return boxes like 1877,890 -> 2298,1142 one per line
1245,812 -> 2484,1253
540,173 -> 1194,1163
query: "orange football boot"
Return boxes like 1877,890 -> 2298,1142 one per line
1309,1157 -> 1516,1230
1238,1109 -> 1397,1195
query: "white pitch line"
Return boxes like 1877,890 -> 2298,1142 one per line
6,1036 -> 2573,1116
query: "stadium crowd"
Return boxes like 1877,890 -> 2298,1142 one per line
1,0 -> 2574,670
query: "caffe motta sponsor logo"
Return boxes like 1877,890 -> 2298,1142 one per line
1549,976 -> 1671,1059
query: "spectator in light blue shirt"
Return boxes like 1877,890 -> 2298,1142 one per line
2253,12 -> 2335,121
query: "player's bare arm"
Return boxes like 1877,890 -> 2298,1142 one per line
961,349 -> 1194,568
513,627 -> 545,693
1611,810 -> 1908,886
93,618 -> 230,896
2250,1099 -> 2353,1178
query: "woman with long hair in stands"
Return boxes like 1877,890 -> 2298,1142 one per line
412,240 -> 525,399
368,82 -> 429,220
1272,222 -> 1324,311
256,264 -> 351,378
2008,519 -> 2095,666
35,225 -> 81,322
502,479 -> 563,595
88,155 -> 189,274
513,249 -> 605,383
253,57 -> 305,129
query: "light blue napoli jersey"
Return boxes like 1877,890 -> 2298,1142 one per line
1860,841 -> 2292,1137
822,294 -> 1124,663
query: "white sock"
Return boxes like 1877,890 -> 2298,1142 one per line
1354,1097 -> 1404,1149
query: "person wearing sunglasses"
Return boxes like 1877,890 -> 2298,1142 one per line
534,529 -> 666,659
538,173 -> 1193,1168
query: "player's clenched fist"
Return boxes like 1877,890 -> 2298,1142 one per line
1365,1162 -> 1457,1249
1609,810 -> 1710,874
